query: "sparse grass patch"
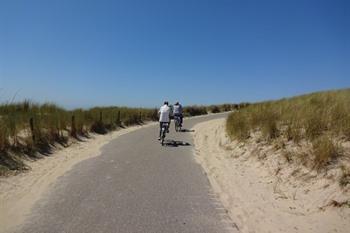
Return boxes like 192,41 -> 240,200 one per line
226,111 -> 250,141
282,150 -> 294,163
312,136 -> 342,169
0,151 -> 28,176
340,167 -> 350,188
327,200 -> 350,208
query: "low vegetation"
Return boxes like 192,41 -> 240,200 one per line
226,89 -> 350,171
183,105 -> 208,116
175,103 -> 247,117
340,166 -> 350,188
208,103 -> 250,114
0,101 -> 162,175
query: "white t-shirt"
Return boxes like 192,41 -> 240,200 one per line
159,105 -> 170,122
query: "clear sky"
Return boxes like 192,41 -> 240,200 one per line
0,0 -> 349,109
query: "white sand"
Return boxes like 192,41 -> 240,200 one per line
0,122 -> 156,233
193,118 -> 350,233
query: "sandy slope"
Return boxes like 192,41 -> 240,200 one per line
0,122 -> 156,233
193,118 -> 350,233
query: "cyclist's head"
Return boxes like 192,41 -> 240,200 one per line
164,101 -> 169,105
175,102 -> 179,105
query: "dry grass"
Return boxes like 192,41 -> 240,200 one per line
226,88 -> 350,169
0,101 -> 160,173
340,166 -> 350,188
226,111 -> 250,140
312,136 -> 342,169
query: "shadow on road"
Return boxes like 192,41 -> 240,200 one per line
179,129 -> 195,133
163,140 -> 191,147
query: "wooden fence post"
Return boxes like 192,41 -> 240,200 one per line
117,111 -> 121,126
71,115 -> 76,137
29,117 -> 35,143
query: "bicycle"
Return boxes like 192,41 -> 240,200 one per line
174,115 -> 182,132
160,122 -> 169,146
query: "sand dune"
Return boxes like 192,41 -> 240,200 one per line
193,118 -> 350,233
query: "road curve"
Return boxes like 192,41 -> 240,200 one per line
16,113 -> 238,233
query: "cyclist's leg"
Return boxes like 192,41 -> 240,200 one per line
175,113 -> 180,125
159,122 -> 163,138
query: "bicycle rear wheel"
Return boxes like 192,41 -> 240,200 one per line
161,128 -> 166,145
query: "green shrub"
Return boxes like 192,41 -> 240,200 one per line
220,104 -> 232,112
211,106 -> 221,113
183,106 -> 208,116
90,121 -> 107,134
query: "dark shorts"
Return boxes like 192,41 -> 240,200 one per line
159,122 -> 170,128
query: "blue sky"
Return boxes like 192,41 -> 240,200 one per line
0,0 -> 349,108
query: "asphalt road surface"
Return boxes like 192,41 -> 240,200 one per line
16,113 -> 238,233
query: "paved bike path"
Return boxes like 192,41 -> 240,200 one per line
16,113 -> 238,233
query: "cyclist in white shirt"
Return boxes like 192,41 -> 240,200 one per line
158,101 -> 171,140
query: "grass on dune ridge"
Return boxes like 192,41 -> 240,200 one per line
226,88 -> 350,170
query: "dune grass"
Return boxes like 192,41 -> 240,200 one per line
0,102 -> 162,174
226,89 -> 350,169
0,102 -> 160,149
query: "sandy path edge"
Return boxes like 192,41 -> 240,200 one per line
192,118 -> 350,233
0,122 -> 157,233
